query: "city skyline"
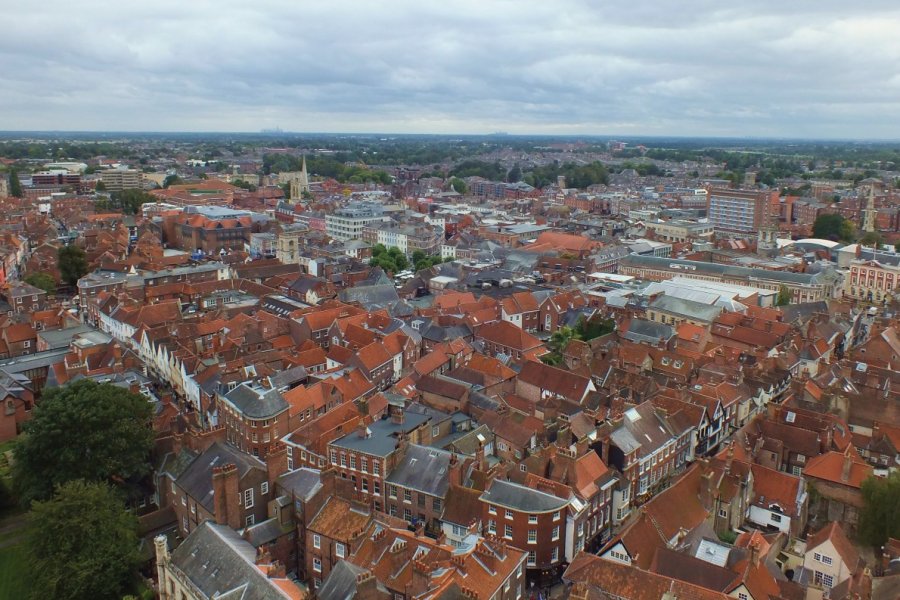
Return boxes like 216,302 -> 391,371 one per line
2,1 -> 900,138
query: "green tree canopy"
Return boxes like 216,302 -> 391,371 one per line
450,177 -> 467,194
57,245 -> 89,287
859,231 -> 884,247
13,380 -> 154,505
162,174 -> 184,188
94,180 -> 107,192
776,285 -> 792,306
369,245 -> 410,274
26,480 -> 142,600
812,213 -> 855,242
109,189 -> 157,214
858,472 -> 900,548
24,272 -> 56,294
8,168 -> 23,198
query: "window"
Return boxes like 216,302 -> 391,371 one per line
551,547 -> 559,562
313,534 -> 321,549
374,481 -> 381,495
553,511 -> 560,521
488,519 -> 496,534
340,454 -> 347,467
505,524 -> 513,539
432,425 -> 440,438
373,460 -> 381,475
361,457 -> 368,472
718,508 -> 727,518
245,514 -> 255,527
551,526 -> 559,541
433,498 -> 442,512
181,495 -> 186,506
361,479 -> 369,493
350,456 -> 356,469
527,529 -> 537,544
261,482 -> 269,495
738,594 -> 749,600
527,551 -> 536,566
418,493 -> 425,508
244,488 -> 254,508
404,489 -> 412,503
488,505 -> 497,515
313,558 -> 322,573
389,485 -> 397,498
505,509 -> 514,520
770,513 -> 781,523
520,464 -> 527,472
23,341 -> 30,348
389,504 -> 397,517
528,514 -> 537,524
404,508 -> 412,521
330,450 -> 337,465
336,543 -> 345,558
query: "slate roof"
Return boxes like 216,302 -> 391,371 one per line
223,384 -> 289,419
385,444 -> 454,497
318,560 -> 377,600
480,479 -> 568,513
176,442 -> 266,513
277,467 -> 322,503
330,409 -> 431,457
622,319 -> 675,345
167,521 -> 301,600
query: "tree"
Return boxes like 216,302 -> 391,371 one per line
26,480 -> 142,600
894,242 -> 900,254
110,189 -> 157,214
507,164 -> 522,183
812,214 -> 855,242
12,380 -> 154,505
542,326 -> 582,366
24,272 -> 56,294
8,168 -> 23,198
94,180 -> 107,192
57,245 -> 88,287
776,285 -> 792,306
450,177 -> 467,194
858,472 -> 900,548
859,231 -> 884,248
162,174 -> 183,188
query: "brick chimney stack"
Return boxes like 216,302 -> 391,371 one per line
212,463 -> 241,530
266,442 -> 289,489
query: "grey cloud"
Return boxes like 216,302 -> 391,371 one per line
1,1 -> 899,137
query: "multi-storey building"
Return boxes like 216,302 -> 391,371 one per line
326,407 -> 433,512
618,255 -> 840,303
361,222 -> 442,256
844,257 -> 900,303
480,479 -> 571,585
99,168 -> 143,192
706,188 -> 779,234
325,203 -> 385,241
218,383 -> 290,458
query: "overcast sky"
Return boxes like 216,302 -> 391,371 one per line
2,1 -> 899,138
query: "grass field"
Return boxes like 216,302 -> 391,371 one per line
0,543 -> 29,600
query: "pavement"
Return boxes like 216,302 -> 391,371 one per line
0,513 -> 27,549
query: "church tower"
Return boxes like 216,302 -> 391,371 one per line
862,186 -> 877,234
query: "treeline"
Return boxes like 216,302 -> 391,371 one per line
263,154 -> 392,184
523,161 -> 609,188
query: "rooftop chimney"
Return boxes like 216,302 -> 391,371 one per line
841,452 -> 852,483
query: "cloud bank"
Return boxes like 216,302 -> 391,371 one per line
1,0 -> 899,137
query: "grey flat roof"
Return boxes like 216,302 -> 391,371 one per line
385,444 -> 453,497
330,411 -> 431,457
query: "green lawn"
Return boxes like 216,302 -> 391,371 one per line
0,543 -> 29,600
